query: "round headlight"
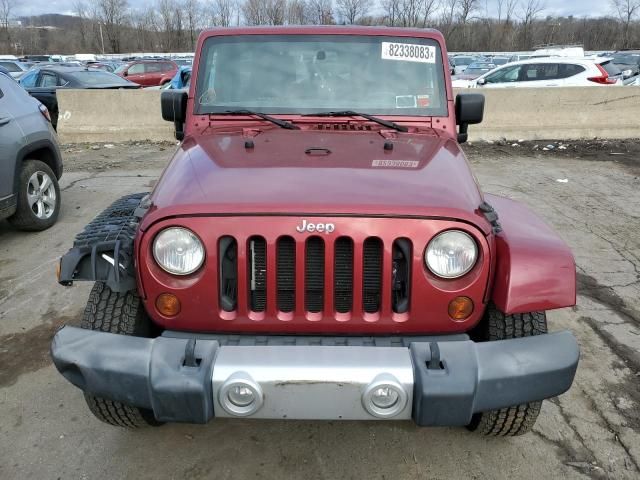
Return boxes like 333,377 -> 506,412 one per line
425,230 -> 477,278
153,227 -> 205,275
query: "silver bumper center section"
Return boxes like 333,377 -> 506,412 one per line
51,327 -> 579,425
212,346 -> 413,419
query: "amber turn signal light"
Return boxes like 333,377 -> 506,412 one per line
156,293 -> 181,317
448,296 -> 473,321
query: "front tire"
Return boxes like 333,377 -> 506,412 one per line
8,159 -> 60,231
467,307 -> 547,436
81,282 -> 162,428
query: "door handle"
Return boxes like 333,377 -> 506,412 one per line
0,117 -> 11,126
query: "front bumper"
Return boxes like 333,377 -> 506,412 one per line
51,327 -> 579,426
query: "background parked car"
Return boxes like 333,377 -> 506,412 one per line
114,60 -> 178,86
488,56 -> 510,65
19,67 -> 141,129
466,57 -> 623,88
452,55 -> 484,75
0,71 -> 63,231
0,60 -> 29,79
610,51 -> 640,79
86,62 -> 117,73
173,58 -> 193,67
452,62 -> 497,86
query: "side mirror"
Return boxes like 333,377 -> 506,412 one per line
476,78 -> 486,86
123,70 -> 128,77
455,93 -> 484,144
161,90 -> 188,141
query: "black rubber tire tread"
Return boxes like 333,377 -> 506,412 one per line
8,159 -> 61,231
81,282 -> 161,428
467,307 -> 547,437
73,192 -> 148,249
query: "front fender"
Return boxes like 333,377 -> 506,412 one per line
486,194 -> 576,314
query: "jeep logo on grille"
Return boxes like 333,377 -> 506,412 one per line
296,219 -> 335,234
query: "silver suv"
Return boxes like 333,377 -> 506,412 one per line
0,71 -> 62,230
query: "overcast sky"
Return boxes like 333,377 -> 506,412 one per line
14,0 -> 613,21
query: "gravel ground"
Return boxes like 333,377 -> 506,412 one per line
0,141 -> 639,480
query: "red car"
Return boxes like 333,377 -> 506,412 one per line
52,26 -> 579,436
115,59 -> 178,86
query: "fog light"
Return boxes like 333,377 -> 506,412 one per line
219,372 -> 264,416
156,293 -> 181,317
448,296 -> 473,321
228,385 -> 255,407
362,374 -> 408,419
371,387 -> 400,409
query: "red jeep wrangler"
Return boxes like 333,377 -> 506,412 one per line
52,26 -> 579,436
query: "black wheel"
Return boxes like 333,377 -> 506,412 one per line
81,282 -> 163,428
8,159 -> 60,231
467,306 -> 547,436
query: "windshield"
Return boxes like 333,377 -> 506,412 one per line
465,66 -> 493,75
195,34 -> 447,116
0,61 -> 22,72
613,55 -> 639,65
454,57 -> 475,66
69,71 -> 132,85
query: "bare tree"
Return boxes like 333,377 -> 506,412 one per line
242,0 -> 268,25
611,0 -> 640,47
307,0 -> 334,24
335,0 -> 371,24
519,0 -> 544,48
73,1 -> 91,49
457,0 -> 479,49
264,0 -> 287,24
185,0 -> 200,48
94,0 -> 129,53
440,0 -> 459,38
213,0 -> 238,26
394,0 -> 439,27
0,0 -> 14,48
287,0 -> 311,24
381,0 -> 400,25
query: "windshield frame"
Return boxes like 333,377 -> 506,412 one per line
194,33 -> 448,118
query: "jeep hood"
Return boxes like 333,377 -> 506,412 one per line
144,128 -> 490,234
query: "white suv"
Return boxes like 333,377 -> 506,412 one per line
456,57 -> 623,88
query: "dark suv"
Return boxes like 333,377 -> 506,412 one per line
0,71 -> 62,230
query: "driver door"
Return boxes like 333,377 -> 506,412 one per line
478,65 -> 522,88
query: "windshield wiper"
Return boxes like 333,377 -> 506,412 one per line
218,109 -> 299,130
302,110 -> 408,132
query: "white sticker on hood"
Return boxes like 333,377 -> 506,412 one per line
372,160 -> 419,168
381,42 -> 436,63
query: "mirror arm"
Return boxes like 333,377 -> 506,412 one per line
457,123 -> 469,144
174,121 -> 185,141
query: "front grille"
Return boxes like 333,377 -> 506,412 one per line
334,237 -> 354,313
305,237 -> 325,313
363,238 -> 383,313
248,237 -> 267,312
218,233 -> 412,318
276,237 -> 296,313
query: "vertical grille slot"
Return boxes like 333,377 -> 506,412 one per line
305,237 -> 325,313
363,237 -> 383,313
248,236 -> 266,312
219,236 -> 237,312
334,237 -> 353,313
392,239 -> 412,314
277,236 -> 296,312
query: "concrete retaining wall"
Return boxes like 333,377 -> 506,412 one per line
56,89 -> 173,143
455,87 -> 640,141
57,87 -> 640,144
